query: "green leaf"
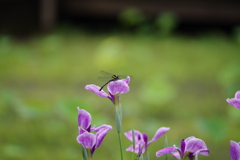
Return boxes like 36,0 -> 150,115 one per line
132,128 -> 136,151
144,151 -> 150,160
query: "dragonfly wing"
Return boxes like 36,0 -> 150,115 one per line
118,74 -> 133,79
100,70 -> 114,76
99,71 -> 132,80
118,75 -> 128,79
97,77 -> 112,82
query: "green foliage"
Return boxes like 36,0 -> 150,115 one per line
155,12 -> 177,36
119,8 -> 146,28
233,26 -> 240,44
118,10 -> 178,36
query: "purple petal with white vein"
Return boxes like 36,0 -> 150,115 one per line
77,107 -> 91,130
171,151 -> 181,159
156,147 -> 178,158
185,137 -> 209,155
108,80 -> 129,95
148,127 -> 170,144
184,136 -> 195,143
95,128 -> 112,148
91,124 -> 112,132
230,140 -> 240,160
77,132 -> 96,149
124,130 -> 143,142
126,141 -> 145,153
78,127 -> 88,135
126,145 -> 134,152
122,76 -> 131,85
226,99 -> 240,110
85,84 -> 109,97
193,149 -> 210,156
235,91 -> 240,99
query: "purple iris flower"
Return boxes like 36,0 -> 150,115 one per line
85,76 -> 130,104
156,136 -> 209,160
77,107 -> 92,134
76,107 -> 112,156
226,91 -> 240,110
124,127 -> 170,155
230,140 -> 240,160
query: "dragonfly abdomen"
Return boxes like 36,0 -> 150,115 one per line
99,80 -> 111,91
99,76 -> 119,91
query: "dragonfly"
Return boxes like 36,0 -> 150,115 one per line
98,70 -> 129,91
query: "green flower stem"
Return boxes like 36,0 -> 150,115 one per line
81,145 -> 88,160
115,107 -> 123,160
114,93 -> 123,160
87,148 -> 92,160
117,131 -> 124,160
139,155 -> 144,160
115,107 -> 122,133
144,151 -> 150,160
164,135 -> 168,160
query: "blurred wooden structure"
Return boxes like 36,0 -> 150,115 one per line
0,0 -> 240,33
40,0 -> 57,31
0,0 -> 57,33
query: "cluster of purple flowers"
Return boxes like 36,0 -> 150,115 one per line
156,136 -> 209,159
76,75 -> 240,160
227,91 -> 240,160
124,127 -> 170,155
76,107 -> 112,157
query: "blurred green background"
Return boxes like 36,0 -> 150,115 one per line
1,15 -> 240,160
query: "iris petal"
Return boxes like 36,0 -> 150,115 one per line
77,107 -> 91,130
108,80 -> 129,95
148,127 -> 170,144
230,140 -> 240,160
85,84 -> 109,97
91,124 -> 113,132
95,128 -> 111,148
185,136 -> 209,156
122,76 -> 131,84
156,147 -> 178,157
124,130 -> 143,142
126,141 -> 145,154
193,149 -> 210,156
180,139 -> 186,155
235,91 -> 240,99
77,132 -> 96,149
226,99 -> 240,110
